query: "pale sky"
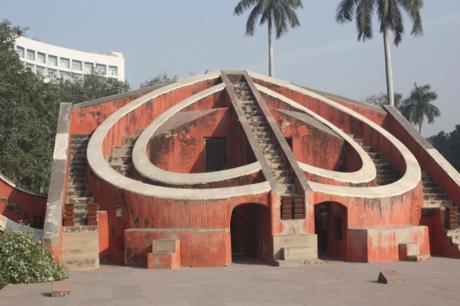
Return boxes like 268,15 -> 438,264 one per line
2,0 -> 459,136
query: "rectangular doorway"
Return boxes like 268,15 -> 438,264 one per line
205,137 -> 226,172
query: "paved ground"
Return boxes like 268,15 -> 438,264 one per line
1,257 -> 459,306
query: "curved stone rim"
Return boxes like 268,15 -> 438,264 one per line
132,83 -> 262,185
0,214 -> 43,239
250,72 -> 421,198
257,84 -> 376,184
87,72 -> 271,200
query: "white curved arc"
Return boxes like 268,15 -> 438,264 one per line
87,72 -> 271,200
133,83 -> 262,185
0,214 -> 43,240
256,84 -> 376,184
250,72 -> 421,198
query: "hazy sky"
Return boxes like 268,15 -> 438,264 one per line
2,0 -> 459,136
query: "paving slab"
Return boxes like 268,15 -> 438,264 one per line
0,257 -> 460,306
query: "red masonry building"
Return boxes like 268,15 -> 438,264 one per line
2,71 -> 459,270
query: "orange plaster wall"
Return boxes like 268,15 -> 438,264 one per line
0,176 -> 47,227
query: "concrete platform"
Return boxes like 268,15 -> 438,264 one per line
1,257 -> 460,306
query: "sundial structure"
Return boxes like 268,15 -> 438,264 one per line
1,71 -> 459,270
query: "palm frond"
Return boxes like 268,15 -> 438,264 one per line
356,0 -> 375,42
336,0 -> 359,23
397,0 -> 423,35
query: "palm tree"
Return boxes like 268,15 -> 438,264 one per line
234,0 -> 303,77
336,0 -> 423,106
399,83 -> 439,133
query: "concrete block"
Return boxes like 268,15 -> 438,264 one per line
377,271 -> 404,284
147,239 -> 181,269
51,280 -> 71,297
282,247 -> 315,261
152,239 -> 179,254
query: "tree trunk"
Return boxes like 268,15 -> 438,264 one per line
419,122 -> 422,134
383,28 -> 395,106
268,18 -> 274,77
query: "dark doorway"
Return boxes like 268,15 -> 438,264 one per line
314,202 -> 347,259
285,137 -> 293,150
230,204 -> 270,262
205,137 -> 226,172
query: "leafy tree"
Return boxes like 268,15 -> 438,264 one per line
366,92 -> 402,107
234,0 -> 303,76
57,71 -> 129,103
336,0 -> 423,106
140,73 -> 177,88
399,83 -> 439,133
429,125 -> 460,171
0,20 -> 60,193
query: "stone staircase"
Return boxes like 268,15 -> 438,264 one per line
421,171 -> 454,209
108,134 -> 139,177
354,138 -> 401,185
65,135 -> 96,226
232,79 -> 295,196
62,135 -> 99,271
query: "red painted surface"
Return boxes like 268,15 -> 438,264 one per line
48,73 -> 460,267
0,176 -> 46,227
98,210 -> 109,259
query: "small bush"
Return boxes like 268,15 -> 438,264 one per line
0,228 -> 67,288
0,273 -> 7,289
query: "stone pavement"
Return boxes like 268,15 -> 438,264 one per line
1,257 -> 459,306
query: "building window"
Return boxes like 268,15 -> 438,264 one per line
48,55 -> 58,67
108,66 -> 118,76
25,63 -> 35,71
26,49 -> 35,61
59,71 -> 72,81
37,52 -> 46,64
36,65 -> 46,76
95,64 -> 106,75
47,68 -> 58,80
84,62 -> 93,74
73,73 -> 83,81
60,58 -> 70,69
72,60 -> 82,71
16,46 -> 25,58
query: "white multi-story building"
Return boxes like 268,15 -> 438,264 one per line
15,36 -> 125,82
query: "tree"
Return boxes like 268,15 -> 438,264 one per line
399,83 -> 439,133
57,71 -> 129,103
0,20 -> 60,192
366,92 -> 402,108
0,20 -> 131,193
140,73 -> 177,88
234,0 -> 303,77
429,125 -> 460,171
336,0 -> 423,106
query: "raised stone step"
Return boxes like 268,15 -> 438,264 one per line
423,199 -> 453,208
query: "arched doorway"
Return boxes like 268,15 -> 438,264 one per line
314,202 -> 347,260
230,203 -> 270,263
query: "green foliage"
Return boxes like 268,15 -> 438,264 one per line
0,20 -> 60,193
336,0 -> 423,45
57,71 -> 129,103
366,92 -> 402,107
0,20 -> 130,193
399,83 -> 439,133
140,73 -> 177,89
429,125 -> 460,171
0,229 -> 67,288
0,272 -> 7,289
234,0 -> 303,38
